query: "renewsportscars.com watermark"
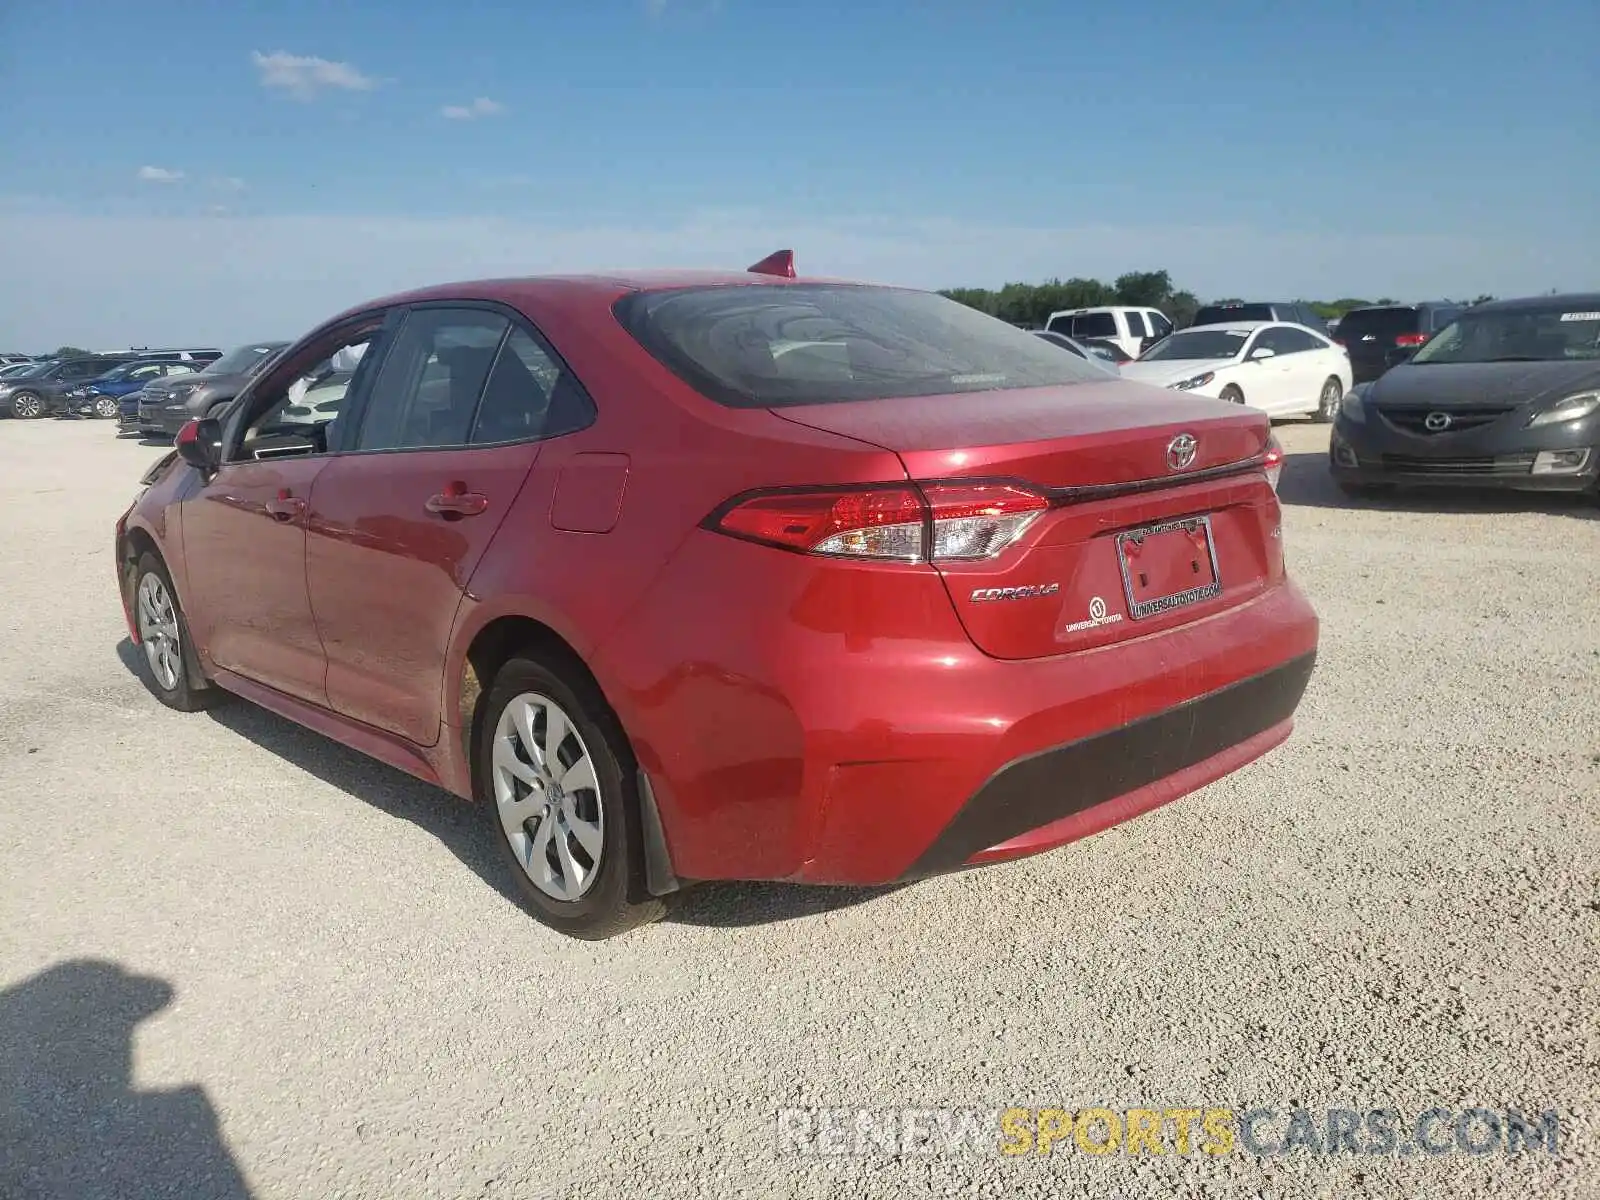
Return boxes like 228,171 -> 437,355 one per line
775,1106 -> 1561,1159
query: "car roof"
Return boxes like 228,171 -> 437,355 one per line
1180,319 -> 1274,332
1468,292 -> 1600,314
315,269 -> 885,331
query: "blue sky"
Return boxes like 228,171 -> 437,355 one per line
0,0 -> 1595,348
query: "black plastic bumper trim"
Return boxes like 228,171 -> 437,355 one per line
904,650 -> 1317,878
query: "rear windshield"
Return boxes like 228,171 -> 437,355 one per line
1193,304 -> 1275,325
1336,307 -> 1422,340
615,284 -> 1110,408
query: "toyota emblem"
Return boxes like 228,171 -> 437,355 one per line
1166,433 -> 1198,471
1424,411 -> 1452,432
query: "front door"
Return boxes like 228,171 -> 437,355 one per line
304,306 -> 574,746
180,456 -> 333,702
180,315 -> 392,705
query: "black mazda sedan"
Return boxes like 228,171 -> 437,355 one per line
1330,293 -> 1600,498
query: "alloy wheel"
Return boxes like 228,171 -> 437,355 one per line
1318,379 -> 1342,421
491,692 -> 605,901
136,573 -> 182,691
12,393 -> 42,419
94,395 -> 119,418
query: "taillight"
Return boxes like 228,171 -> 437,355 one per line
1394,332 -> 1427,347
922,483 -> 1049,560
707,482 -> 1049,562
1263,437 -> 1284,493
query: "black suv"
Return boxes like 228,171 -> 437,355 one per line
1333,302 -> 1464,384
1190,301 -> 1329,335
0,355 -> 142,418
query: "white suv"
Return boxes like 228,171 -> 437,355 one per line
1043,306 -> 1173,360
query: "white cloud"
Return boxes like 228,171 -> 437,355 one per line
251,51 -> 376,100
136,166 -> 185,184
441,97 -> 506,121
0,206 -> 1588,348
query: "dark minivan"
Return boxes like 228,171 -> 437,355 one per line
1335,302 -> 1463,384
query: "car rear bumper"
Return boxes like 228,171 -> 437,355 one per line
596,540 -> 1320,886
1329,418 -> 1600,493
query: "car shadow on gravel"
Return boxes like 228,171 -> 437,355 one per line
114,640 -> 911,930
1276,450 -> 1600,519
664,881 -> 911,929
0,960 -> 252,1199
113,639 -> 519,908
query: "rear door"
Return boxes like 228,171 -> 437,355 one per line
774,383 -> 1283,660
304,304 -> 580,746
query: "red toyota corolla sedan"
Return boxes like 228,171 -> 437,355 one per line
115,253 -> 1318,939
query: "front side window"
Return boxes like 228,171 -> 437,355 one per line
1257,327 -> 1318,355
1148,311 -> 1174,338
1122,311 -> 1149,339
234,322 -> 386,460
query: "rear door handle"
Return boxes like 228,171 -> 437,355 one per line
425,487 -> 489,517
265,490 -> 305,522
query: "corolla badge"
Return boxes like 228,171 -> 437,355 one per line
970,583 -> 1060,603
1166,433 -> 1199,471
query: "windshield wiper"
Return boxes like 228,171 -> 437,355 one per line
1479,355 -> 1544,362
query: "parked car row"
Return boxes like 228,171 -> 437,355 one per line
0,347 -> 223,419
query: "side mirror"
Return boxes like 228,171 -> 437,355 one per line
175,417 -> 222,473
1249,347 -> 1277,361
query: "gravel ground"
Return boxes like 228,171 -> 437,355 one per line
1,416 -> 1596,1200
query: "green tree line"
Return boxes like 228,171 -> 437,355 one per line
938,272 -> 1497,329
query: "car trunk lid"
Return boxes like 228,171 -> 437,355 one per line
772,382 -> 1286,660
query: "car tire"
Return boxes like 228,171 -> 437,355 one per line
1219,384 -> 1245,404
10,391 -> 44,419
1313,377 -> 1342,423
129,552 -> 223,712
205,401 -> 230,420
477,654 -> 666,941
92,395 -> 120,419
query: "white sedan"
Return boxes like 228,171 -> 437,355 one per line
1120,321 -> 1352,421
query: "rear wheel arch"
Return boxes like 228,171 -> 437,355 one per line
459,614 -> 683,901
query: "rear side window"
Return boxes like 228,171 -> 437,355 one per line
469,327 -> 595,445
1194,304 -> 1275,325
355,309 -> 510,450
615,284 -> 1109,408
1337,307 -> 1423,341
1123,311 -> 1148,338
1069,312 -> 1118,339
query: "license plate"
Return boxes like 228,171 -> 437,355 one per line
1115,515 -> 1222,619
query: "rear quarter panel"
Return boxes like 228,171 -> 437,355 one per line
445,288 -> 912,772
